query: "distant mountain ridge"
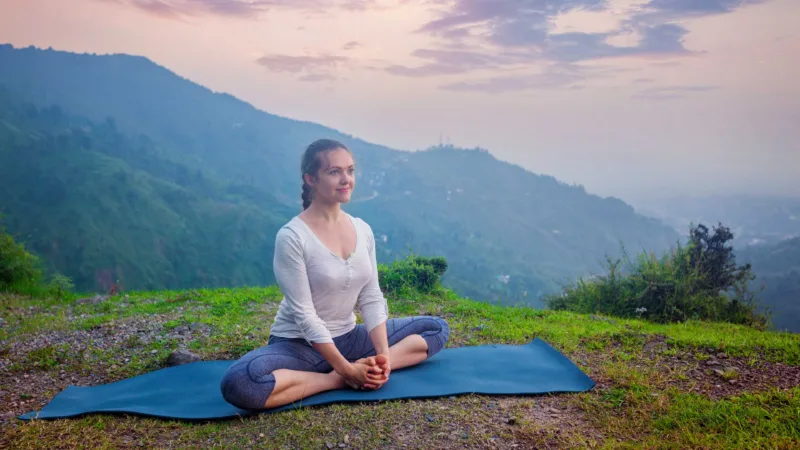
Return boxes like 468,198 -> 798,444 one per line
636,195 -> 800,248
738,237 -> 800,332
0,43 -> 678,304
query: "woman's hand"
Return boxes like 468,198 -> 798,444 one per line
342,360 -> 386,390
355,354 -> 391,389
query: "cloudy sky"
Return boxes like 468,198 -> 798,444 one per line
2,0 -> 798,204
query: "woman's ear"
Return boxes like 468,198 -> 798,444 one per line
303,172 -> 316,187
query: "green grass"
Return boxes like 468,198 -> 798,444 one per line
647,387 -> 800,449
1,285 -> 799,449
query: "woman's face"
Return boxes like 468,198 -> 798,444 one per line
307,148 -> 355,205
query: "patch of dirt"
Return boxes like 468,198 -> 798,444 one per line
387,394 -> 603,449
0,312 -> 213,427
641,335 -> 800,400
675,356 -> 799,400
565,334 -> 800,404
0,370 -> 106,424
1,315 -> 175,370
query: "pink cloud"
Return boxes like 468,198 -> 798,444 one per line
256,53 -> 349,82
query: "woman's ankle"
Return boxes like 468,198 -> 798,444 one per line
328,370 -> 347,389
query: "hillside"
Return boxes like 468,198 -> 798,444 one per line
0,88 -> 293,291
0,43 -> 678,304
1,286 -> 798,448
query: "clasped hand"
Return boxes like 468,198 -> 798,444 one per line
342,354 -> 391,390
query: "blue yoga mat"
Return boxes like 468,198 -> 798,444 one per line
19,338 -> 594,421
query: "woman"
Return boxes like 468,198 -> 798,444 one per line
220,138 -> 450,410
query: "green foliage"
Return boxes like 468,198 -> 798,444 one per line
410,255 -> 448,277
45,273 -> 75,300
0,225 -> 44,292
378,254 -> 448,295
546,223 -> 769,328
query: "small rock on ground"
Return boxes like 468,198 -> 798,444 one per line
167,350 -> 202,366
189,322 -> 210,332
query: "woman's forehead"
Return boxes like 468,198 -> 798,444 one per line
322,149 -> 354,168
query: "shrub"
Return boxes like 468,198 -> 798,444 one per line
0,225 -> 74,298
0,227 -> 44,292
378,254 -> 448,295
46,273 -> 75,300
545,223 -> 768,328
412,256 -> 448,277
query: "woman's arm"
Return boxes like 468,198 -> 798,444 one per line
369,321 -> 391,381
356,222 -> 391,379
356,222 -> 389,337
368,322 -> 390,356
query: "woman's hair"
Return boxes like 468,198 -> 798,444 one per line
301,138 -> 352,210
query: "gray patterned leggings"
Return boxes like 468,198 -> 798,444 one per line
220,316 -> 450,410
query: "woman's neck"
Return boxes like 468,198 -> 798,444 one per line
305,201 -> 344,224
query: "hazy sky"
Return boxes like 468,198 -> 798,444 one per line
2,0 -> 798,204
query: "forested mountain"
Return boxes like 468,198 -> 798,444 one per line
0,44 -> 679,304
739,238 -> 800,332
0,89 -> 293,291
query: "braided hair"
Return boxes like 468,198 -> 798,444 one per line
301,139 -> 351,210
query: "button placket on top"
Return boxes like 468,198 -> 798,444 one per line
343,259 -> 353,290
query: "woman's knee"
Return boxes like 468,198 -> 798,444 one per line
219,361 -> 276,410
420,316 -> 450,357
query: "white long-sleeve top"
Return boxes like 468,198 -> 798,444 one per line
269,212 -> 389,344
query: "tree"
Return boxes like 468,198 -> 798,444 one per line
687,222 -> 754,295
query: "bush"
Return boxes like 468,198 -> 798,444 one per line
0,227 -> 44,291
545,223 -> 769,329
378,254 -> 448,295
413,256 -> 448,277
0,226 -> 74,298
46,273 -> 75,300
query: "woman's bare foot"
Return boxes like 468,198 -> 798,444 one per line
355,356 -> 379,368
370,354 -> 390,380
355,356 -> 385,382
352,354 -> 391,385
326,358 -> 385,391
